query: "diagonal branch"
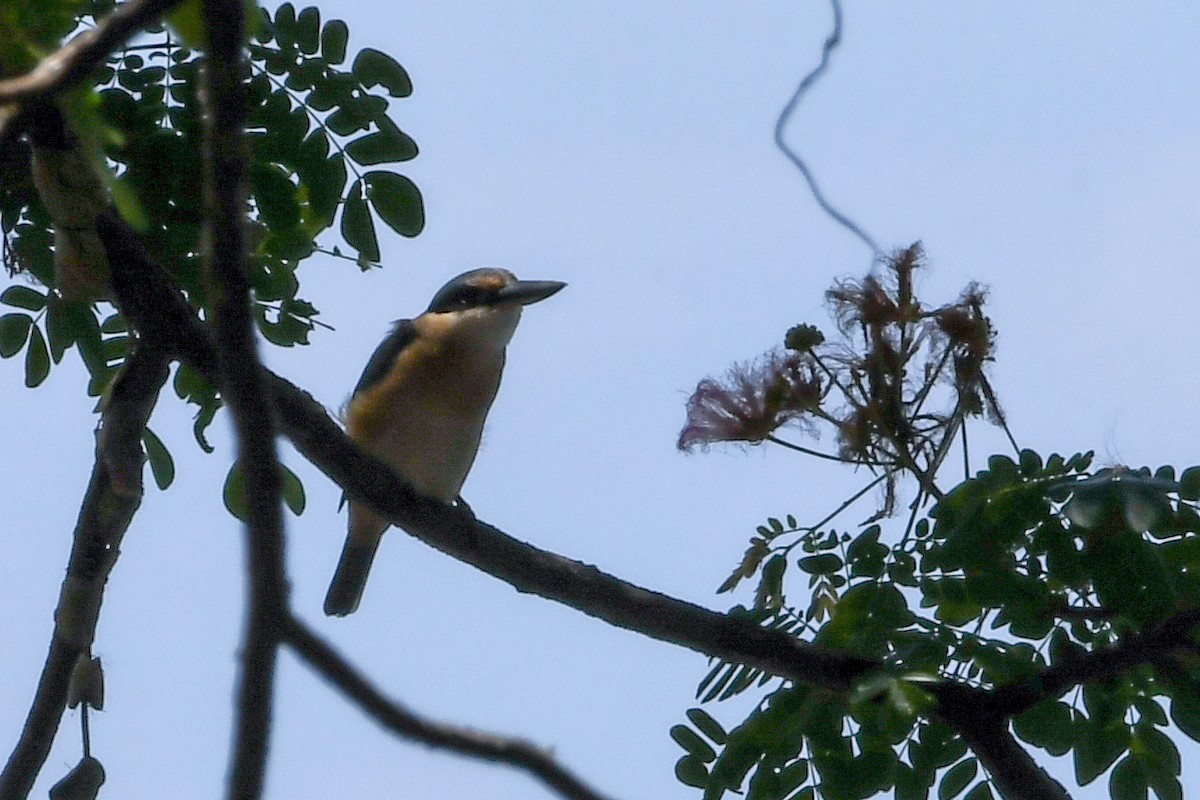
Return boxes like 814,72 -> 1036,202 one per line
197,3 -> 287,799
90,197 -> 885,695
989,607 -> 1200,718
266,369 -> 878,689
0,344 -> 169,800
0,0 -> 187,105
937,685 -> 1071,800
90,189 -> 1072,800
281,616 -> 616,800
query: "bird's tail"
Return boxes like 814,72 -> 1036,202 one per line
324,533 -> 382,617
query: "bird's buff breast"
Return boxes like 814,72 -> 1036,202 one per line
345,334 -> 505,501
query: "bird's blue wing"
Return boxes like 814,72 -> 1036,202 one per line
352,318 -> 418,397
338,318 -> 418,512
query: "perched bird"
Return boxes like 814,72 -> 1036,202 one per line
324,268 -> 566,616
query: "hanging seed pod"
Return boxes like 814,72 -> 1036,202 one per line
48,756 -> 105,800
67,655 -> 104,710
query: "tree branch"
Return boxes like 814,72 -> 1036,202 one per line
197,3 -> 287,799
90,198 -> 885,694
0,0 -> 186,105
0,345 -> 169,800
280,616 -> 615,800
90,183 -> 1083,800
268,371 -> 878,687
937,685 -> 1071,800
989,607 -> 1200,717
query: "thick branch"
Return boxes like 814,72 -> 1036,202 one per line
989,608 -> 1200,717
197,4 -> 287,799
281,617 -> 615,800
267,372 -> 877,688
90,193 -> 1083,800
0,0 -> 186,105
937,686 -> 1071,800
0,346 -> 169,800
92,199 -> 883,694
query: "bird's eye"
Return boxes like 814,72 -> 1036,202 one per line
428,281 -> 495,313
454,287 -> 488,307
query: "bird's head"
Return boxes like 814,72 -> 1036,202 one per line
424,268 -> 566,349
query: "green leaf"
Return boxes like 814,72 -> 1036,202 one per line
193,400 -> 219,453
142,427 -> 175,490
747,762 -> 783,800
687,708 -> 728,746
1013,700 -> 1075,756
963,783 -> 993,800
281,464 -> 306,514
1109,755 -> 1148,800
670,724 -> 717,763
1018,448 -> 1043,477
701,668 -> 737,704
0,313 -> 32,357
755,555 -> 786,610
718,664 -> 760,701
1074,715 -> 1130,785
798,553 -> 841,575
99,313 -> 127,334
1147,771 -> 1182,800
777,760 -> 809,797
1179,467 -> 1200,501
911,722 -> 967,772
340,179 -> 380,264
25,326 -> 50,387
1169,694 -> 1200,743
2,285 -> 47,311
675,755 -> 709,789
320,19 -> 348,64
364,170 -> 423,237
223,462 -> 248,522
896,764 -> 932,800
1067,450 -> 1096,472
166,0 -> 205,48
938,758 -> 977,800
111,176 -> 149,232
345,125 -> 418,166
1132,724 -> 1179,776
45,300 -> 72,363
295,6 -> 320,54
251,163 -> 301,229
353,47 -> 412,97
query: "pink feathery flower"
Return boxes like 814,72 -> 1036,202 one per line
678,350 -> 822,451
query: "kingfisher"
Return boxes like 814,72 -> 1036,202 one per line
324,268 -> 566,616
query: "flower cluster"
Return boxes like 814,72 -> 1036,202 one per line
678,350 -> 822,451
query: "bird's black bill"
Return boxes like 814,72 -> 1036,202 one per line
497,280 -> 566,306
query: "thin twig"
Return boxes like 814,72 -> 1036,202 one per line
766,435 -> 852,463
281,617 -> 616,800
980,373 -> 1021,455
199,3 -> 287,799
79,708 -> 90,760
0,345 -> 169,800
961,419 -> 970,479
773,0 -> 881,255
0,0 -> 186,104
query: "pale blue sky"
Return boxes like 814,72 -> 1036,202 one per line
3,4 -> 1199,799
